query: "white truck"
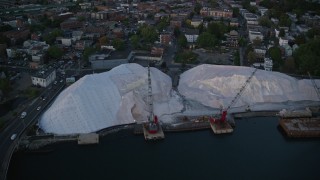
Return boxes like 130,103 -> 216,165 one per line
20,112 -> 27,119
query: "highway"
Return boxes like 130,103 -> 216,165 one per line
0,72 -> 65,180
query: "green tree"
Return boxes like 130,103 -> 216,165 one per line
253,38 -> 262,46
83,47 -> 97,62
279,29 -> 285,37
196,32 -> 217,49
47,45 -> 63,59
0,24 -> 13,32
239,37 -> 247,47
0,78 -> 11,96
283,56 -> 296,74
295,34 -> 306,45
0,34 -> 10,46
279,14 -> 291,27
307,28 -> 320,39
194,2 -> 202,15
294,39 -> 320,76
209,0 -> 218,8
156,17 -> 169,32
43,28 -> 63,45
175,50 -> 198,64
260,0 -> 275,9
232,8 -> 240,18
258,16 -> 272,28
139,25 -> 158,44
112,38 -> 125,50
130,35 -> 140,49
174,27 -> 181,38
207,22 -> 227,40
247,51 -> 257,64
77,16 -> 86,22
178,34 -> 187,48
99,36 -> 108,46
268,46 -> 282,70
234,50 -> 240,66
29,24 -> 45,33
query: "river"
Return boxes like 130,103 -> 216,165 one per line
7,117 -> 320,180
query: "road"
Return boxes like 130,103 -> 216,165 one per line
0,76 -> 65,180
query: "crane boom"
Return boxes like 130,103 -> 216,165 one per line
147,65 -> 154,122
308,72 -> 320,101
226,68 -> 258,110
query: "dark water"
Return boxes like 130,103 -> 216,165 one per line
8,117 -> 320,180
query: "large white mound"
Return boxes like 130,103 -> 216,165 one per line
40,63 -> 182,135
178,64 -> 320,110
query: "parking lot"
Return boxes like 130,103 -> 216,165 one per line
193,49 -> 235,65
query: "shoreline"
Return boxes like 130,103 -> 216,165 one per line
16,110 -> 283,152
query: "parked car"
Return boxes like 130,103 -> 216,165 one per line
37,106 -> 41,111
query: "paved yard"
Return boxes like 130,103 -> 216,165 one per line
193,49 -> 234,65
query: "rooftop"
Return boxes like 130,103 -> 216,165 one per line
32,67 -> 55,79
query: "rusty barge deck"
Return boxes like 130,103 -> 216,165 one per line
279,118 -> 320,138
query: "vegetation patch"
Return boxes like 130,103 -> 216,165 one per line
174,51 -> 199,64
24,88 -> 40,98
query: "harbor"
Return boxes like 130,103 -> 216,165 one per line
8,117 -> 320,180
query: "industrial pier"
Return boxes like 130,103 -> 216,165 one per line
209,111 -> 234,134
210,121 -> 233,134
279,118 -> 320,138
142,123 -> 165,140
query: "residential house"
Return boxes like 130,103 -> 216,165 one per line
228,30 -> 239,48
191,16 -> 203,28
72,31 -> 84,41
151,45 -> 164,57
160,33 -> 172,46
30,33 -> 41,41
60,18 -> 83,30
200,7 -> 233,18
244,13 -> 259,25
79,2 -> 92,10
22,40 -> 49,64
184,29 -> 199,43
258,6 -> 268,16
154,13 -> 169,22
296,25 -> 310,34
253,46 -> 267,62
271,18 -> 279,25
83,26 -> 107,37
249,30 -> 264,42
1,28 -> 30,45
279,37 -> 289,46
31,68 -> 56,87
113,28 -> 124,38
230,18 -> 239,27
170,17 -> 183,28
74,40 -> 94,51
56,37 -> 73,47
264,57 -> 273,71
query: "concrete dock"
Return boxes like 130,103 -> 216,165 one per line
279,118 -> 320,138
142,123 -> 165,140
78,133 -> 99,145
210,121 -> 233,134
